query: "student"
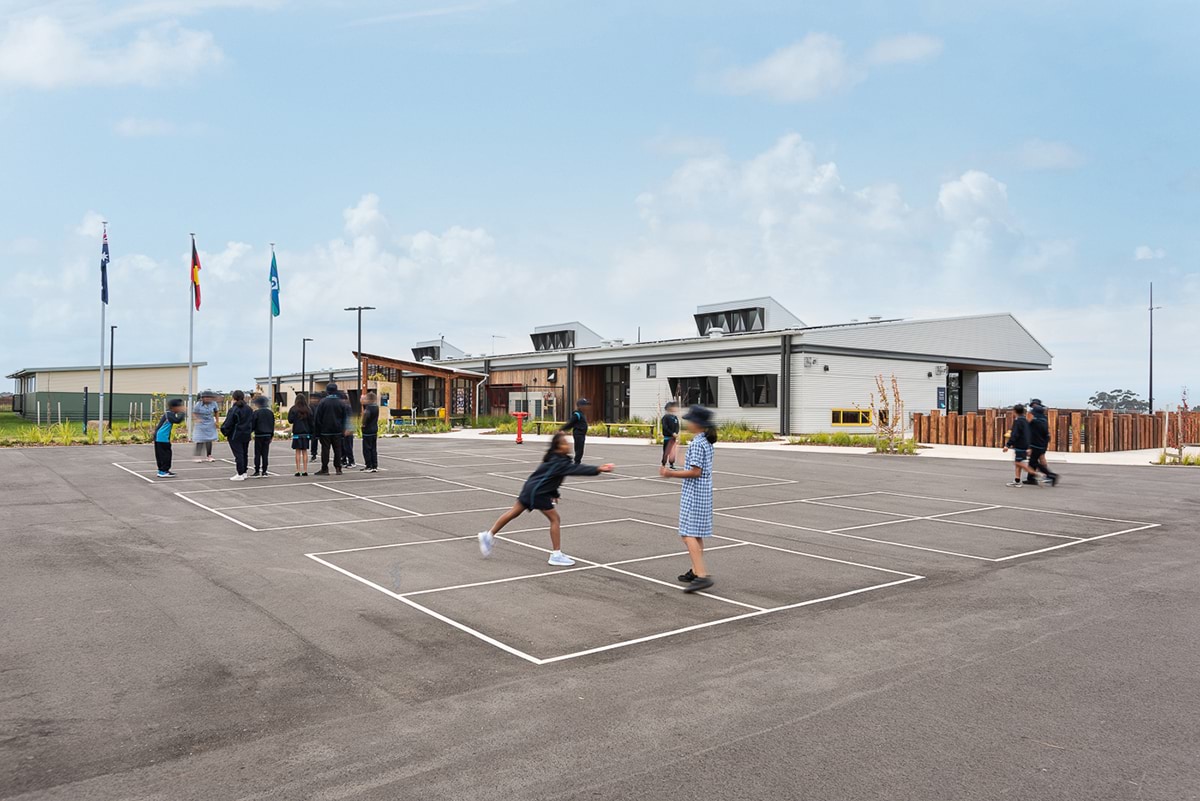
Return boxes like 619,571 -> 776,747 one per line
192,390 -> 220,462
309,392 -> 320,464
153,398 -> 186,477
478,431 -> 614,566
360,391 -> 380,472
288,394 -> 313,477
560,397 -> 590,464
219,390 -> 254,481
1027,399 -> 1060,487
313,383 -> 347,475
1002,403 -> 1041,487
341,394 -> 357,469
661,401 -> 680,469
251,395 -> 275,478
658,405 -> 717,593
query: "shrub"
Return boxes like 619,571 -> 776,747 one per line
789,432 -> 879,447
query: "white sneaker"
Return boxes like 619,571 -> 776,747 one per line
547,551 -> 575,566
230,474 -> 246,482
478,531 -> 494,558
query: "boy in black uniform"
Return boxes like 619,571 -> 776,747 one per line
661,401 -> 680,468
250,395 -> 275,477
1026,399 -> 1059,486
1002,403 -> 1042,487
560,398 -> 590,464
313,383 -> 348,475
153,398 -> 186,477
360,391 -> 380,472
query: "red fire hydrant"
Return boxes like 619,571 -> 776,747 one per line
514,412 -> 529,445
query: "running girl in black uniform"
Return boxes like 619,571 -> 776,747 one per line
478,431 -> 613,566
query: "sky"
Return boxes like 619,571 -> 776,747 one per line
1,0 -> 1197,409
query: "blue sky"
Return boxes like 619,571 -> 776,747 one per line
1,0 -> 1197,408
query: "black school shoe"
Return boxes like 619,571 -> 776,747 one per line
683,576 -> 714,593
678,568 -> 696,583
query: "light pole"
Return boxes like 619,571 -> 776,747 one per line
344,306 -> 375,409
1149,282 -> 1163,412
108,325 -> 116,431
301,337 -> 313,399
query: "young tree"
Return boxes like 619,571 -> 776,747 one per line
870,374 -> 907,454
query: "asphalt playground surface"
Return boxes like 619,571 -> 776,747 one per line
1,436 -> 1197,800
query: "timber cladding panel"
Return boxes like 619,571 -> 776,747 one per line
912,408 -> 1191,452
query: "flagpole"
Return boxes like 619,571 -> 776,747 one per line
188,233 -> 196,440
98,221 -> 107,445
268,243 -> 274,408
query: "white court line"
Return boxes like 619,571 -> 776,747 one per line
313,483 -> 421,516
536,575 -> 925,665
716,492 -> 881,512
829,506 -> 1002,533
927,517 -> 1083,540
304,553 -> 542,665
310,519 -> 627,556
715,510 -> 998,562
874,491 -> 1155,526
563,479 -> 795,500
493,524 -> 764,611
627,518 -> 922,579
174,491 -> 260,532
214,496 -> 361,512
255,515 -> 413,532
112,462 -> 155,483
990,523 -> 1161,561
398,544 -> 749,598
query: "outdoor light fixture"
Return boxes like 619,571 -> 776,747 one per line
823,365 -> 830,372
928,371 -> 934,378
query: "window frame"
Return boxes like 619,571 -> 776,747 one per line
731,374 -> 778,408
831,408 -> 873,426
668,376 -> 719,407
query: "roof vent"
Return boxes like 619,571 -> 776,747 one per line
868,316 -> 882,321
708,327 -> 725,339
421,356 -> 433,363
610,338 -> 624,347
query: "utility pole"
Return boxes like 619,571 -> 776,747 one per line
301,337 -> 313,398
108,325 -> 117,430
1149,282 -> 1163,412
344,306 -> 375,411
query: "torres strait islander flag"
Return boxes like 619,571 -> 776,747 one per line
191,240 -> 202,310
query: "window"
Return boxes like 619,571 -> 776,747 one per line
530,330 -> 576,351
668,377 -> 718,406
647,363 -> 656,378
732,374 -> 777,407
831,409 -> 872,426
693,307 -> 766,336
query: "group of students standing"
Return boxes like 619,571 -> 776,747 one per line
150,383 -> 380,479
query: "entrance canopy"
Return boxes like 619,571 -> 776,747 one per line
352,351 -> 487,417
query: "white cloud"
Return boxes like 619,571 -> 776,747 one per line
113,116 -> 177,136
1014,138 -> 1086,171
720,34 -> 863,102
866,34 -> 943,65
7,136 -> 1193,406
1134,245 -> 1165,261
74,211 -> 107,238
0,15 -> 222,88
719,32 -> 942,103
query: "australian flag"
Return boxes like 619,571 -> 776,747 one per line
100,229 -> 109,304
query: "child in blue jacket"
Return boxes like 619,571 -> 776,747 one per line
153,398 -> 186,477
478,432 -> 613,566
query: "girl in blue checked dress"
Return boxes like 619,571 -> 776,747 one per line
658,405 -> 717,593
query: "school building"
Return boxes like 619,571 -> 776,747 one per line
6,362 -> 205,422
260,297 -> 1052,435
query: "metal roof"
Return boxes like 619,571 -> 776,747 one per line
7,362 -> 208,379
